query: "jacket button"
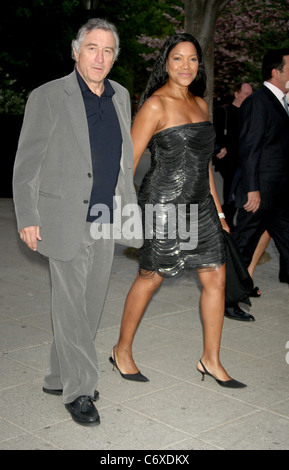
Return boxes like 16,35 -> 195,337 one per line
88,173 -> 92,177
83,200 -> 89,204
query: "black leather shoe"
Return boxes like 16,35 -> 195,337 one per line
225,305 -> 255,322
65,395 -> 100,426
43,387 -> 99,401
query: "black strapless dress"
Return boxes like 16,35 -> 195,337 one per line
138,122 -> 225,277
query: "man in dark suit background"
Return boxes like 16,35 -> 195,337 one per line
225,48 -> 289,321
213,82 -> 253,231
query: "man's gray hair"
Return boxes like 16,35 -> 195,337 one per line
71,18 -> 120,61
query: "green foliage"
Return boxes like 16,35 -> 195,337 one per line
1,0 -> 288,114
0,67 -> 26,115
97,0 -> 184,94
0,0 -> 182,113
0,0 -> 81,113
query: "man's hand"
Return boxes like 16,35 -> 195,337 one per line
215,147 -> 227,159
243,191 -> 261,213
19,226 -> 42,251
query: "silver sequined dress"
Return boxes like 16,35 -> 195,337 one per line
138,122 -> 225,277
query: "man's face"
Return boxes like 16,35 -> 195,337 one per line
276,55 -> 289,93
235,83 -> 253,106
74,29 -> 116,94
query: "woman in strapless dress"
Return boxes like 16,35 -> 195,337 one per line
110,34 -> 246,388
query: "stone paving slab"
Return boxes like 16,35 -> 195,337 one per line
1,198 -> 289,450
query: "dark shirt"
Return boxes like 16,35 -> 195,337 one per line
76,68 -> 122,223
214,103 -> 240,174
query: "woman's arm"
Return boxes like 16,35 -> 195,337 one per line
131,96 -> 163,175
209,164 -> 230,232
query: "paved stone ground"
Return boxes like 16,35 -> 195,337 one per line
1,196 -> 289,450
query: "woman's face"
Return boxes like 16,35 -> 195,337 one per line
166,41 -> 199,87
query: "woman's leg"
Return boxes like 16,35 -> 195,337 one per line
113,271 -> 164,374
197,264 -> 231,381
247,230 -> 271,279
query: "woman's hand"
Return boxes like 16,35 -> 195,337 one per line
220,217 -> 231,233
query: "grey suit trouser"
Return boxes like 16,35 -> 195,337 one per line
43,223 -> 115,404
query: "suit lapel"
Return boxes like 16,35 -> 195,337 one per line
64,71 -> 92,167
262,85 -> 289,120
63,72 -> 133,172
111,84 -> 133,173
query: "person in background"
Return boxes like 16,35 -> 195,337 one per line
214,82 -> 256,321
229,48 -> 289,321
247,230 -> 271,297
213,82 -> 253,231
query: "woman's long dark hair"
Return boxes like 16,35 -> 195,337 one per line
139,33 -> 206,108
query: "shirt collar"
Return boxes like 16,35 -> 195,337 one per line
75,67 -> 115,98
264,81 -> 285,102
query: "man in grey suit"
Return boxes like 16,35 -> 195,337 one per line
13,18 -> 142,426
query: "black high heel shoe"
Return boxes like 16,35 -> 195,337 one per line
197,359 -> 247,389
249,286 -> 261,297
109,346 -> 149,382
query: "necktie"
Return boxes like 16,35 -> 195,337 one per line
282,95 -> 289,116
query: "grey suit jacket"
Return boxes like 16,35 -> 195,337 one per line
13,71 -> 143,261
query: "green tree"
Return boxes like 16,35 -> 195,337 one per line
2,0 -> 288,115
0,0 -> 178,114
97,0 -> 182,97
135,0 -> 289,110
184,0 -> 231,113
0,0 -> 80,114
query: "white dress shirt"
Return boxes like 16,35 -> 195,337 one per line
264,81 -> 288,108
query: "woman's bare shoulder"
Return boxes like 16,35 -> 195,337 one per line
194,95 -> 209,115
135,95 -> 165,126
142,94 -> 165,112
